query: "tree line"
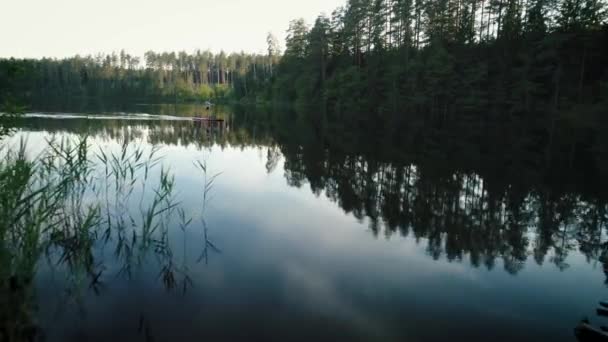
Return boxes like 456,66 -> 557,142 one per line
260,0 -> 607,109
0,41 -> 281,104
230,0 -> 608,185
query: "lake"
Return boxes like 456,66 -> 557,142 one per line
2,105 -> 606,342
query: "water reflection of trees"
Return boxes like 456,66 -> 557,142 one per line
18,116 -> 275,151
288,154 -> 607,275
272,117 -> 608,276
17,115 -> 608,276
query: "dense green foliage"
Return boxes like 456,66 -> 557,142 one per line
266,0 -> 608,111
234,0 -> 608,182
0,47 -> 280,104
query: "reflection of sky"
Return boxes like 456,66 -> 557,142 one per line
8,129 -> 607,341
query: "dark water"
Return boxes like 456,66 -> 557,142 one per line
4,106 -> 608,341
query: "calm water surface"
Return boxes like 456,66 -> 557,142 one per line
5,108 -> 608,341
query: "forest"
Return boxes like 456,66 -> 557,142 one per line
258,0 -> 608,113
241,0 -> 608,192
0,44 -> 280,104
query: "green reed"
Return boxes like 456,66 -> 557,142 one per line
0,134 -> 220,289
0,131 -> 223,341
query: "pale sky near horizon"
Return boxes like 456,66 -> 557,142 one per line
0,0 -> 346,59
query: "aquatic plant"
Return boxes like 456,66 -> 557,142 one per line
0,135 -> 219,340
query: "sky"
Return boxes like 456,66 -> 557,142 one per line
0,0 -> 345,59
